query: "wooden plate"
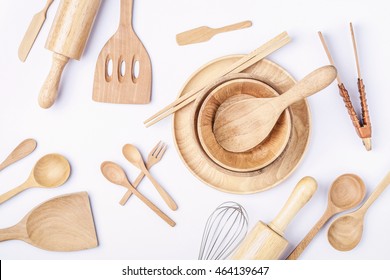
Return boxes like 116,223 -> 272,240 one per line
172,57 -> 311,194
194,75 -> 292,172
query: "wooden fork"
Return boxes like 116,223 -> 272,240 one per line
119,141 -> 167,205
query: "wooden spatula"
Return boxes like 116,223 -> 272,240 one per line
0,192 -> 98,252
176,20 -> 252,46
92,0 -> 152,104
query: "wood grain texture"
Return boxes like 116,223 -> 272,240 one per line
0,139 -> 37,172
176,20 -> 252,46
39,0 -> 101,108
0,192 -> 98,251
213,66 -> 337,152
193,74 -> 291,172
18,0 -> 54,62
230,177 -> 317,259
173,57 -> 311,194
92,0 -> 152,104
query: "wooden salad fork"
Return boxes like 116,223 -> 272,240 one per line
119,141 -> 167,205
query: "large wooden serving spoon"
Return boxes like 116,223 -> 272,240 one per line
0,154 -> 70,204
328,171 -> 390,251
213,65 -> 337,152
286,174 -> 365,259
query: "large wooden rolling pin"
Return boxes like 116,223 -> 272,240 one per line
231,177 -> 317,260
39,0 -> 101,108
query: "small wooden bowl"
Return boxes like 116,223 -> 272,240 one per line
193,75 -> 292,172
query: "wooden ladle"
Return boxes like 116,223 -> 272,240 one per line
328,171 -> 390,251
286,174 -> 365,259
0,154 -> 70,204
122,144 -> 178,211
213,65 -> 337,152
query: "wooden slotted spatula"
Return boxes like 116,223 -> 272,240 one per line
0,192 -> 98,252
92,0 -> 152,104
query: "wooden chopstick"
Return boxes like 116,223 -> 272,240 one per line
144,32 -> 291,127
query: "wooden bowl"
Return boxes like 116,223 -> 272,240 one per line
193,75 -> 292,172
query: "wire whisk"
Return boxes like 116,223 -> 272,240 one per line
198,201 -> 249,260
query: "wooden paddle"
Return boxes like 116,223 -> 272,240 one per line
0,192 -> 98,252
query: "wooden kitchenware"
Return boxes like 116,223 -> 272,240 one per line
100,161 -> 175,227
230,177 -> 317,259
39,0 -> 101,108
18,0 -> 54,62
287,174 -> 365,259
0,192 -> 98,251
122,144 -> 177,211
0,154 -> 70,204
194,75 -> 291,172
0,139 -> 37,172
214,65 -> 337,152
92,0 -> 152,104
176,20 -> 252,46
328,171 -> 390,251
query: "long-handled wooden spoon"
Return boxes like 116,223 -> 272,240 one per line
100,161 -> 175,227
286,174 -> 365,259
176,20 -> 252,46
122,144 -> 178,211
0,139 -> 37,172
328,171 -> 390,251
213,65 -> 337,152
0,154 -> 70,204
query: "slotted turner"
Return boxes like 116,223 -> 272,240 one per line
92,0 -> 152,104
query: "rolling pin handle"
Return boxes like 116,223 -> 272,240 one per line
39,53 -> 69,109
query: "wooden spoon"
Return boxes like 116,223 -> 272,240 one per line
0,192 -> 98,252
286,174 -> 365,259
100,161 -> 175,227
328,171 -> 390,251
122,144 -> 178,211
0,139 -> 37,172
213,65 -> 337,152
0,154 -> 70,204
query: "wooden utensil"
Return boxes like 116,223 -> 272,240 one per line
0,139 -> 37,172
0,154 -> 70,204
100,161 -> 175,227
231,176 -> 317,259
144,32 -> 291,127
18,0 -> 54,62
286,174 -> 365,259
39,0 -> 101,108
214,65 -> 337,152
122,144 -> 177,211
0,192 -> 98,251
176,20 -> 252,46
120,141 -> 167,205
92,0 -> 152,104
328,171 -> 390,251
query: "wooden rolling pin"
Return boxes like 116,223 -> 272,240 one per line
39,0 -> 101,108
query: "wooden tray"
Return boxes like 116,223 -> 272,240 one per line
173,56 -> 311,193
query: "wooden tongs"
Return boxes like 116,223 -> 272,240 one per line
319,23 -> 372,151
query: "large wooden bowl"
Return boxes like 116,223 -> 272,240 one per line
194,75 -> 292,172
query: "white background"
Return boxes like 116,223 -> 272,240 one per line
0,0 -> 389,260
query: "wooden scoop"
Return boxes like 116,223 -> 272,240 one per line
231,176 -> 317,260
176,20 -> 252,46
0,192 -> 98,251
0,154 -> 70,204
214,65 -> 337,152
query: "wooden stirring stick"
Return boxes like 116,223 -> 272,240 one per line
318,25 -> 372,151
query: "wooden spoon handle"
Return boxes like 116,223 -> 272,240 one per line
0,139 -> 37,172
278,65 -> 337,108
215,21 -> 252,34
120,0 -> 134,27
0,223 -> 27,242
39,53 -> 69,108
0,181 -> 30,205
269,177 -> 317,236
359,171 -> 390,214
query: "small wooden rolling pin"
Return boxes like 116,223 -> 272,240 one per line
230,177 -> 317,260
39,0 -> 101,108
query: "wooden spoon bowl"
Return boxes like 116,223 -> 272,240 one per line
192,74 -> 292,172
